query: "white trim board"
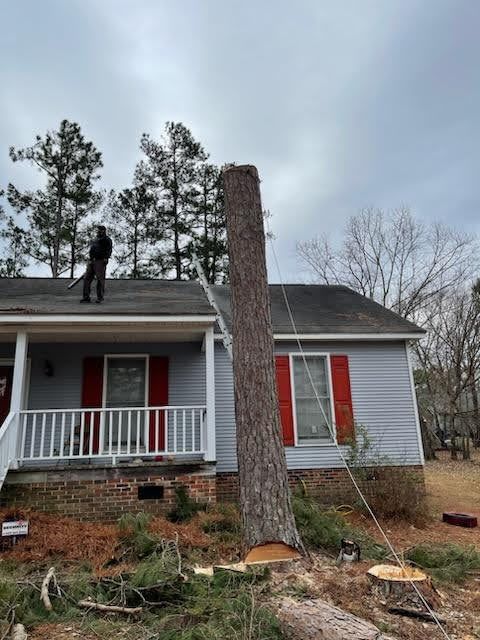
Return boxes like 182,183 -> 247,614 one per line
405,342 -> 426,466
0,314 -> 217,325
214,332 -> 425,341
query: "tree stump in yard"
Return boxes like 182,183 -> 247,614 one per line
367,564 -> 428,598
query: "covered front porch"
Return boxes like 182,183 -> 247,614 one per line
0,316 -> 217,485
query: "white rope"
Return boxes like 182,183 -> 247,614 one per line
266,217 -> 452,640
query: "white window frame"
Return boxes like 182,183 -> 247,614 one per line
288,352 -> 337,447
101,354 -> 150,450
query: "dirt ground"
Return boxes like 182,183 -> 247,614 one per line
349,451 -> 480,551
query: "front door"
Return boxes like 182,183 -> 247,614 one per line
0,366 -> 13,425
104,357 -> 147,451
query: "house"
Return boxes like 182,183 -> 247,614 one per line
0,278 -> 425,521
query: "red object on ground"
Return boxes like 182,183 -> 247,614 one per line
442,512 -> 478,528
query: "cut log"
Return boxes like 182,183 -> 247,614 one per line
11,624 -> 27,640
77,600 -> 142,615
277,597 -> 397,640
367,564 -> 428,598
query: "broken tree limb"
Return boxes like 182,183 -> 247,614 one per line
77,600 -> 142,615
11,624 -> 27,640
388,607 -> 446,624
276,597 -> 397,640
40,567 -> 57,611
223,164 -> 303,554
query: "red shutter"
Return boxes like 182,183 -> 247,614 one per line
275,356 -> 295,446
330,355 -> 355,445
81,357 -> 104,455
148,357 -> 169,452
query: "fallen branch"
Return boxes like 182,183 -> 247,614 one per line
77,600 -> 142,615
388,607 -> 446,624
11,624 -> 27,640
40,567 -> 57,611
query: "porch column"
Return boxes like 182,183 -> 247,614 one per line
204,325 -> 216,462
11,331 -> 29,467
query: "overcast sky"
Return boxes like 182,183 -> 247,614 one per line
1,0 -> 479,280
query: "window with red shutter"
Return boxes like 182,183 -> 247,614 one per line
275,356 -> 295,446
81,357 -> 104,454
330,355 -> 355,445
290,354 -> 333,444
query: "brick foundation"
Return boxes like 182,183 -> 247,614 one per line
0,463 -> 216,522
216,465 -> 425,504
1,462 -> 424,521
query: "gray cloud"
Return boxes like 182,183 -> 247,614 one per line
1,0 -> 479,280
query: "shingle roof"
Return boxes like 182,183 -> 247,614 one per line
0,278 -> 423,335
211,284 -> 423,335
0,278 -> 214,316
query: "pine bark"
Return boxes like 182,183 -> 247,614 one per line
277,598 -> 397,640
223,164 -> 303,552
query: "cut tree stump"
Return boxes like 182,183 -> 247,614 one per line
367,564 -> 428,598
277,597 -> 397,639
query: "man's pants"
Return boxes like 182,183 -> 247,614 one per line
83,260 -> 107,300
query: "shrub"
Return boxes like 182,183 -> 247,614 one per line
167,484 -> 203,523
347,425 -> 429,525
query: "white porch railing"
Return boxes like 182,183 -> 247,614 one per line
17,406 -> 207,463
0,412 -> 17,485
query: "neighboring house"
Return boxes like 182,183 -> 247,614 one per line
0,279 -> 425,520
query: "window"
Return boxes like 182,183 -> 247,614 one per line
292,355 -> 333,444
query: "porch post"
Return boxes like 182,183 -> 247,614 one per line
11,331 -> 29,467
204,325 -> 216,462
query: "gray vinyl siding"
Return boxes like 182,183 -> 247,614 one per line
26,342 -> 205,410
1,338 -> 423,471
214,340 -> 423,472
19,342 -> 205,461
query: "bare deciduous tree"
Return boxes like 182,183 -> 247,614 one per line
297,207 -> 478,320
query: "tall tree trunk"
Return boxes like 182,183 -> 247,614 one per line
223,164 -> 303,553
472,381 -> 480,447
53,189 -> 63,278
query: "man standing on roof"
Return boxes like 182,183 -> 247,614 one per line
80,225 -> 113,304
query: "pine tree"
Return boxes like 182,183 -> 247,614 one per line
187,162 -> 228,283
104,176 -> 158,278
0,192 -> 28,277
138,122 -> 207,280
7,119 -> 103,277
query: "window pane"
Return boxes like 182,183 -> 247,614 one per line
296,398 -> 331,441
292,355 -> 332,443
293,357 -> 328,397
106,358 -> 146,408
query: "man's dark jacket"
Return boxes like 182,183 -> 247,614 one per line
89,236 -> 112,261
